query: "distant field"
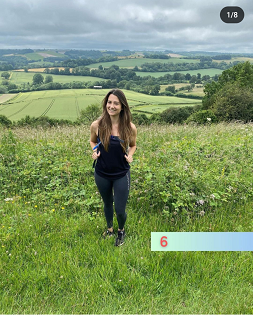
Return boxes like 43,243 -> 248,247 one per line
23,50 -> 65,61
137,68 -> 224,78
0,89 -> 201,121
87,58 -> 200,69
10,71 -> 106,85
215,57 -> 253,64
160,84 -> 205,97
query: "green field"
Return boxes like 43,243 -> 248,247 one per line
0,89 -> 202,121
87,58 -> 200,69
137,68 -> 224,78
23,50 -> 66,61
10,71 -> 106,85
1,123 -> 253,314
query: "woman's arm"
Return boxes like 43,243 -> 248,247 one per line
125,123 -> 137,163
90,120 -> 101,160
90,120 -> 99,149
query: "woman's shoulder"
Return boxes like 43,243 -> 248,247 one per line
130,122 -> 137,134
90,120 -> 100,134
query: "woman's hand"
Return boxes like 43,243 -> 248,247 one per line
125,154 -> 133,163
92,150 -> 101,160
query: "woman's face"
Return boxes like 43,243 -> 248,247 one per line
106,94 -> 122,117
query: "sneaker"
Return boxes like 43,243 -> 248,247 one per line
102,229 -> 114,239
115,230 -> 125,246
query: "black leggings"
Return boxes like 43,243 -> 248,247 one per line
94,171 -> 130,230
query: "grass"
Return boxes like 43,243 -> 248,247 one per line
10,71 -> 106,85
0,123 -> 253,313
137,68 -> 224,78
0,89 -> 201,121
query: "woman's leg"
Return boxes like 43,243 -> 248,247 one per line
113,171 -> 130,230
94,172 -> 114,229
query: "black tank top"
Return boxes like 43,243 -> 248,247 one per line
95,134 -> 130,180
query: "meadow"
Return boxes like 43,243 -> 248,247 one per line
10,71 -> 106,85
0,89 -> 202,121
0,123 -> 253,314
137,68 -> 224,78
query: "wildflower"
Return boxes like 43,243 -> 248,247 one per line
197,199 -> 205,206
35,205 -> 37,208
61,207 -> 65,210
210,194 -> 215,199
4,198 -> 13,202
207,118 -> 211,122
200,211 -> 205,216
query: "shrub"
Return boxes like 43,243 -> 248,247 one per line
212,82 -> 253,122
131,113 -> 150,125
160,106 -> 195,124
77,104 -> 102,125
0,115 -> 12,127
186,110 -> 218,124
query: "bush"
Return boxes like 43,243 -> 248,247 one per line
186,110 -> 218,124
212,82 -> 253,122
15,116 -> 73,128
160,106 -> 195,124
77,104 -> 102,125
0,115 -> 12,127
131,113 -> 150,125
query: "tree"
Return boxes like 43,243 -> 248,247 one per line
45,75 -> 53,84
211,82 -> 253,122
165,85 -> 176,94
32,73 -> 44,85
1,72 -> 11,80
78,104 -> 102,125
203,61 -> 253,110
185,73 -> 191,80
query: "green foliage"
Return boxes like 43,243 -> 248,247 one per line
0,115 -> 12,127
160,106 -> 195,124
0,85 -> 7,93
77,103 -> 102,125
211,82 -> 253,122
186,110 -> 218,124
32,73 -> 44,85
15,115 -> 73,128
1,71 -> 11,79
165,85 -> 176,94
131,113 -> 150,125
203,61 -> 253,111
44,75 -> 53,84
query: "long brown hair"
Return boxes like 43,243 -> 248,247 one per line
98,89 -> 132,152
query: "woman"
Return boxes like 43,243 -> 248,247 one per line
90,89 -> 137,246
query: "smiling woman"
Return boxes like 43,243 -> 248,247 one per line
90,88 -> 137,247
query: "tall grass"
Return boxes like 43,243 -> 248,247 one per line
0,123 -> 253,314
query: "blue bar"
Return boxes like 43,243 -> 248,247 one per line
151,232 -> 253,251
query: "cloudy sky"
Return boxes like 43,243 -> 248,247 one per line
0,0 -> 252,53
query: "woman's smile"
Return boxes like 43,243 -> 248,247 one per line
106,94 -> 122,116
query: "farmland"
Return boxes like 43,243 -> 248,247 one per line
10,71 -> 106,85
0,89 -> 202,121
87,57 -> 200,69
137,68 -> 224,78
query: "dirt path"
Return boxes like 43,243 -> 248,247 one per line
0,94 -> 18,104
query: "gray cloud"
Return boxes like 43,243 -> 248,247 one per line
0,0 -> 252,52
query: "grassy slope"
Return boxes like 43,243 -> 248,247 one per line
10,71 -> 106,85
0,124 -> 252,314
0,89 -> 201,121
